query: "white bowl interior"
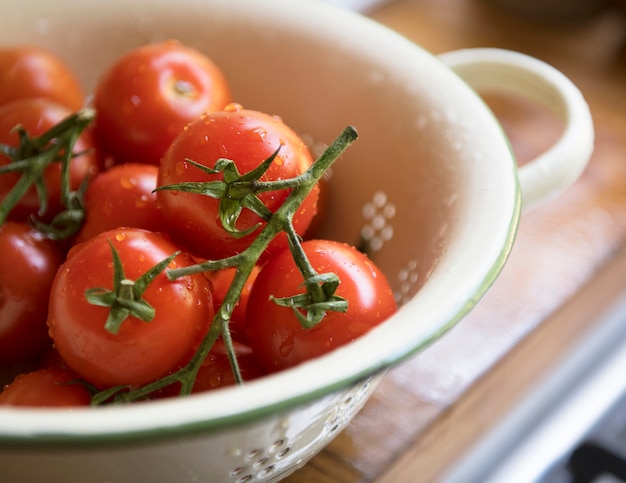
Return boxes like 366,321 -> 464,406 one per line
0,0 -> 519,442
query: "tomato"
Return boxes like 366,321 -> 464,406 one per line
0,45 -> 84,111
47,227 -> 215,389
92,40 -> 232,166
75,163 -> 165,244
157,105 -> 319,260
191,339 -> 265,392
156,339 -> 265,398
246,239 -> 397,372
0,98 -> 98,222
207,264 -> 261,343
0,221 -> 63,365
0,367 -> 91,407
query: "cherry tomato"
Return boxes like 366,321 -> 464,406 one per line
246,239 -> 397,372
191,339 -> 265,392
47,227 -> 215,389
0,367 -> 91,407
0,221 -> 63,365
75,163 -> 165,244
207,264 -> 261,343
0,45 -> 84,111
156,339 -> 265,398
157,105 -> 319,260
0,98 -> 98,222
92,40 -> 232,166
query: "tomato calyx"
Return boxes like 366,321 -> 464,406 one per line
84,240 -> 180,334
0,107 -> 95,238
272,271 -> 348,330
156,147 -> 282,238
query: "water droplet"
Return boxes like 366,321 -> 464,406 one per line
114,232 -> 127,242
120,177 -> 136,190
175,161 -> 188,175
224,102 -> 243,112
135,195 -> 148,208
246,127 -> 267,142
278,335 -> 294,357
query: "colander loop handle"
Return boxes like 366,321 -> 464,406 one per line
438,48 -> 594,212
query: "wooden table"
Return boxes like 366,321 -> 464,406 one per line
285,0 -> 626,481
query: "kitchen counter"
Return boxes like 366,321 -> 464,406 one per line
286,0 -> 626,481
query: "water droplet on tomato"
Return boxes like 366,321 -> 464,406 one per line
135,195 -> 148,208
208,373 -> 222,388
224,102 -> 243,112
278,335 -> 294,357
175,161 -> 187,175
114,232 -> 127,242
120,177 -> 136,190
246,127 -> 267,142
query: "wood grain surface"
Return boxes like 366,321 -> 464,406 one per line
285,0 -> 626,481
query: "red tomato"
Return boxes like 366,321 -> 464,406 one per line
207,264 -> 261,343
157,105 -> 319,260
75,163 -> 165,244
47,227 -> 215,389
0,221 -> 63,365
192,339 -> 265,392
92,40 -> 232,166
0,45 -> 84,111
156,339 -> 265,398
0,367 -> 91,407
0,98 -> 98,222
246,239 -> 397,372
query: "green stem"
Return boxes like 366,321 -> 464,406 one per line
0,107 -> 95,229
93,125 -> 358,403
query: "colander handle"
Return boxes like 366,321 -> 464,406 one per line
438,48 -> 594,212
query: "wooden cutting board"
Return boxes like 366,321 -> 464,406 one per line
286,0 -> 626,481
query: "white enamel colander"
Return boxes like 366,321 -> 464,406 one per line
0,0 -> 593,481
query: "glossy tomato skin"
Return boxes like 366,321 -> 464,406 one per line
75,163 -> 165,244
92,40 -> 232,166
0,98 -> 99,221
246,239 -> 397,372
0,45 -> 84,111
0,222 -> 63,365
156,339 -> 266,398
0,367 -> 91,407
48,227 -> 215,389
157,106 -> 319,260
191,339 -> 265,392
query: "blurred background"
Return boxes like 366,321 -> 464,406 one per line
287,1 -> 626,482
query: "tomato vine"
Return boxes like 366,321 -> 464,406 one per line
90,125 -> 358,404
0,107 -> 95,239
